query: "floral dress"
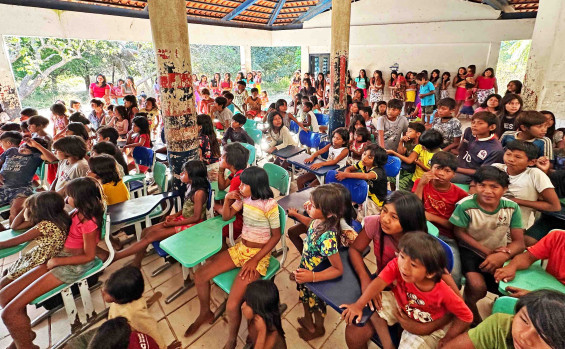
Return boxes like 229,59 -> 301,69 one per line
297,221 -> 339,316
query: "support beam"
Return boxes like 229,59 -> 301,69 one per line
292,0 -> 332,24
222,0 -> 259,21
268,0 -> 287,26
148,0 -> 199,191
328,0 -> 351,134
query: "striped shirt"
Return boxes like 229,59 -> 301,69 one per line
232,197 -> 280,244
500,131 -> 554,161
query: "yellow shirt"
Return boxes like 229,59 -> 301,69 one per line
411,144 -> 441,181
109,298 -> 165,349
102,180 -> 130,205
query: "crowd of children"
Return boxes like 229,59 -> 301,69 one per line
0,63 -> 563,349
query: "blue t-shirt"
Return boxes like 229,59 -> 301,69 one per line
500,131 -> 554,161
0,148 -> 43,188
419,81 -> 436,106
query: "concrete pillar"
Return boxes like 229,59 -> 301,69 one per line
485,42 -> 500,73
147,0 -> 198,191
523,0 -> 565,118
240,45 -> 252,73
301,45 -> 310,74
0,36 -> 21,120
328,0 -> 351,133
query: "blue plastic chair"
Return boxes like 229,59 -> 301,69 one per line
289,120 -> 300,134
384,155 -> 401,190
318,140 -> 331,160
435,236 -> 454,273
315,113 -> 329,126
126,147 -> 156,198
299,130 -> 322,150
325,170 -> 369,216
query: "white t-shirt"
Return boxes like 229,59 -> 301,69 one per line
214,108 -> 233,127
376,115 -> 409,151
327,146 -> 348,168
299,110 -> 319,132
55,158 -> 90,192
492,163 -> 554,228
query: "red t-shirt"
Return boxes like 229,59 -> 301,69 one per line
222,169 -> 244,239
90,82 -> 110,98
228,169 -> 244,192
134,134 -> 151,148
128,331 -> 159,349
476,76 -> 496,90
363,215 -> 399,272
412,180 -> 469,239
527,229 -> 565,284
379,258 -> 473,323
199,98 -> 215,115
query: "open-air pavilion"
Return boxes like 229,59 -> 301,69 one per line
0,0 -> 563,348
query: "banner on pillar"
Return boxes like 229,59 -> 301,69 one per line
329,51 -> 348,111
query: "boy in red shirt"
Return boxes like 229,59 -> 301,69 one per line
341,232 -> 472,349
413,151 -> 469,286
495,229 -> 565,296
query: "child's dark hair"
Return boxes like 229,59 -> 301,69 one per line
65,177 -> 104,228
377,191 -> 427,271
92,141 -> 128,175
515,289 -> 565,349
25,191 -> 71,232
267,111 -> 283,133
361,106 -> 373,117
53,135 -> 87,159
224,92 -> 234,101
97,126 -> 119,144
240,166 -> 273,200
67,122 -> 89,141
310,185 -> 343,243
243,280 -> 285,342
224,142 -> 249,171
326,183 -> 357,225
473,166 -> 510,187
303,101 -> 313,110
89,154 -> 121,185
20,107 -> 38,118
387,98 -> 403,110
104,266 -> 144,304
123,94 -> 138,110
145,97 -> 158,110
354,127 -> 370,143
237,80 -> 246,87
250,87 -> 258,94
0,131 -> 22,145
87,317 -> 131,349
50,103 -> 67,116
507,79 -> 523,94
506,140 -> 539,161
23,137 -> 48,154
479,93 -> 502,111
215,96 -> 227,108
183,160 -> 210,202
28,115 -> 49,128
500,93 -> 523,117
430,151 -> 458,171
197,114 -> 221,158
90,98 -> 104,108
540,110 -> 556,139
471,111 -> 498,128
132,116 -> 150,135
364,143 -> 388,167
201,88 -> 210,96
275,99 -> 287,111
20,120 -> 29,132
415,72 -> 428,81
376,101 -> 387,112
349,115 -> 366,134
232,113 -> 247,126
0,122 -> 21,132
114,105 -> 129,121
69,112 -> 90,125
399,232 -> 446,283
332,127 -> 350,146
418,129 -> 443,150
408,122 -> 425,134
437,98 -> 456,110
516,111 -> 547,130
309,95 -> 318,106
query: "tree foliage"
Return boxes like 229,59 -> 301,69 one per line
496,40 -> 531,91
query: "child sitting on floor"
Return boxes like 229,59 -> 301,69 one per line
337,143 -> 388,216
87,317 -> 160,349
222,113 -> 255,146
450,166 -> 525,325
187,167 -> 281,349
341,232 -> 473,349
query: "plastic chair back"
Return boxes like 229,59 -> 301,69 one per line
264,163 -> 290,196
384,156 -> 401,177
427,221 -> 439,237
433,236 -> 454,273
299,130 -> 322,149
325,170 -> 368,205
239,142 -> 256,165
153,162 -> 168,193
132,147 -> 155,171
455,183 -> 470,192
289,120 -> 300,134
315,113 -> 329,126
351,220 -> 362,233
243,119 -> 257,130
492,296 -> 518,315
247,128 -> 263,145
318,140 -> 331,160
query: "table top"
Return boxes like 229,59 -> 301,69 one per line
272,145 -> 305,159
305,248 -> 374,326
277,188 -> 314,213
0,229 -> 27,259
108,192 -> 178,224
499,260 -> 565,295
288,152 -> 339,176
160,216 -> 235,268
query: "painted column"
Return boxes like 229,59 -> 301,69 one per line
240,45 -> 252,73
523,0 -> 565,117
0,36 -> 21,120
147,0 -> 198,191
327,0 -> 351,134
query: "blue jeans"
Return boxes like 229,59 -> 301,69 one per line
438,235 -> 462,287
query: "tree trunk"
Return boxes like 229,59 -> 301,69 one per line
84,74 -> 90,93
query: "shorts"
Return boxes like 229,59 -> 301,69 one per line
227,241 -> 271,276
460,106 -> 474,115
526,209 -> 565,241
459,246 -> 500,294
172,215 -> 202,233
377,291 -> 448,349
0,186 -> 34,206
422,105 -> 434,115
298,283 -> 327,316
50,251 -> 99,284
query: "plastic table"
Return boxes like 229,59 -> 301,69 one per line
277,188 -> 315,215
108,192 -> 178,225
287,152 -> 339,184
160,216 -> 235,268
0,229 -> 27,259
499,260 -> 565,295
272,145 -> 305,160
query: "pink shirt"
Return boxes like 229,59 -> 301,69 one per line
363,215 -> 399,272
232,197 -> 280,244
528,229 -> 565,284
476,76 -> 496,90
64,212 -> 99,249
90,83 -> 110,98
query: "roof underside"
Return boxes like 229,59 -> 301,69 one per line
0,0 -> 538,30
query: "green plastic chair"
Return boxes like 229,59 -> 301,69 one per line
427,221 -> 439,237
492,296 -> 518,315
0,229 -> 28,259
243,119 -> 257,131
239,142 -> 257,166
30,213 -> 113,341
264,163 -> 290,196
212,205 -> 287,294
455,183 -> 470,192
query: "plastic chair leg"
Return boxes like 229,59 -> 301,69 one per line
61,288 -> 81,332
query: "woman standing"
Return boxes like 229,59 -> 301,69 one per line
89,74 -> 110,104
369,70 -> 384,109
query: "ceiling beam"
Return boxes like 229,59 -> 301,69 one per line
268,0 -> 286,25
292,0 -> 332,23
222,0 -> 259,20
482,0 -> 516,12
